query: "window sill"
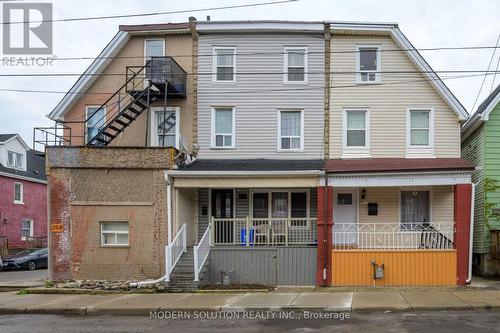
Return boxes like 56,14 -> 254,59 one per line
99,245 -> 130,248
283,81 -> 308,85
14,201 -> 24,205
277,149 -> 304,153
341,150 -> 371,159
355,81 -> 381,85
210,147 -> 235,150
405,147 -> 435,159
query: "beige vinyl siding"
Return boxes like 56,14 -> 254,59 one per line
461,125 -> 485,253
357,186 -> 454,224
197,34 -> 325,159
330,34 -> 461,158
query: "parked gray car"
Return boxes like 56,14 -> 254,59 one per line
0,248 -> 48,270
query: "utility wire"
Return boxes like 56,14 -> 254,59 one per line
1,0 -> 298,25
490,51 -> 500,93
1,72 -> 493,96
49,45 -> 500,62
1,70 -> 500,78
472,34 -> 500,111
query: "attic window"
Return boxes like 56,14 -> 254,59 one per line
357,46 -> 381,83
7,151 -> 23,169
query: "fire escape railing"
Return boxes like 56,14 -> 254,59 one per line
33,56 -> 187,148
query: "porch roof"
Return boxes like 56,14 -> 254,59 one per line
177,159 -> 324,173
324,158 -> 475,174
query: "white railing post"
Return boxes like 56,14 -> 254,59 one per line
210,216 -> 214,246
193,244 -> 199,282
165,245 -> 171,282
246,216 -> 250,246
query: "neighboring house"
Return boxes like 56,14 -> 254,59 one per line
40,19 -> 475,288
0,134 -> 47,252
461,84 -> 500,277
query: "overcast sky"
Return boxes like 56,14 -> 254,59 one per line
1,0 -> 499,146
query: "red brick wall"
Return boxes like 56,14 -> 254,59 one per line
454,183 -> 472,285
0,175 -> 47,249
316,185 -> 333,286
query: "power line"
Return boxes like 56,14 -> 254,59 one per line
0,72 -> 493,96
490,51 -> 500,93
472,34 -> 500,111
43,45 -> 500,62
1,0 -> 298,25
1,70 -> 500,78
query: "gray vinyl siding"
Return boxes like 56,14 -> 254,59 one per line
197,33 -> 325,159
462,125 -> 485,253
198,188 -> 209,241
209,247 -> 317,286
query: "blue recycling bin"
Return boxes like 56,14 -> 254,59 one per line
240,228 -> 255,246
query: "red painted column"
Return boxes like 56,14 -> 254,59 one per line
316,185 -> 333,286
454,183 -> 472,285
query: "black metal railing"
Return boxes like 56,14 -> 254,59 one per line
33,122 -> 71,151
419,224 -> 454,249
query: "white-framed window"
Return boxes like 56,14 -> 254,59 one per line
343,109 -> 370,157
14,182 -> 23,204
144,38 -> 165,63
151,107 -> 179,148
21,219 -> 33,240
356,45 -> 381,83
278,110 -> 304,151
284,47 -> 307,83
251,190 -> 310,228
406,108 -> 434,157
85,106 -> 106,144
100,222 -> 129,246
211,107 -> 235,148
7,150 -> 23,169
213,47 -> 236,82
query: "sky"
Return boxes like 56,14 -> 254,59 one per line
0,0 -> 500,146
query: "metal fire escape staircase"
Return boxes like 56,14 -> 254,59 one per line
33,56 -> 186,149
86,56 -> 187,146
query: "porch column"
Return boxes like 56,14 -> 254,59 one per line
454,183 -> 472,285
316,185 -> 333,286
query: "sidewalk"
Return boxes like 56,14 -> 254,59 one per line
1,288 -> 500,316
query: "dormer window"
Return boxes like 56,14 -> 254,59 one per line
357,45 -> 381,83
7,150 -> 23,169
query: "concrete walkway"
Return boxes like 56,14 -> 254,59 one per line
0,270 -> 47,290
1,289 -> 500,316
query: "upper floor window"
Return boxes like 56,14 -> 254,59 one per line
85,106 -> 106,144
212,107 -> 235,148
278,110 -> 303,151
213,47 -> 236,82
357,45 -> 380,83
144,39 -> 165,62
151,107 -> 179,148
343,109 -> 370,158
14,182 -> 23,204
7,150 -> 23,169
284,47 -> 307,82
406,108 -> 434,157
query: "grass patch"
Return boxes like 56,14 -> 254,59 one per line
199,283 -> 271,291
16,289 -> 27,295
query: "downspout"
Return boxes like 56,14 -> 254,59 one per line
130,173 -> 173,287
466,182 -> 475,284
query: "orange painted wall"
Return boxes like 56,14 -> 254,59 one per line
331,250 -> 457,287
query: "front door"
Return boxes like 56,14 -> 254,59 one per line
211,190 -> 234,243
333,189 -> 358,245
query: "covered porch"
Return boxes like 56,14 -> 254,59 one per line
324,158 -> 476,287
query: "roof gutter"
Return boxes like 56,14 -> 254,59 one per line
167,170 -> 322,177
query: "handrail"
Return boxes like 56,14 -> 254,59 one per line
193,226 -> 211,282
165,223 -> 186,282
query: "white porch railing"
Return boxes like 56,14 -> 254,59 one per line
193,226 -> 211,282
210,217 -> 317,246
165,223 -> 186,282
332,222 -> 455,250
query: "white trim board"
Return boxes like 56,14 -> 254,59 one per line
328,171 -> 472,187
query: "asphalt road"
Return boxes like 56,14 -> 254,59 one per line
0,311 -> 499,333
0,269 -> 47,287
